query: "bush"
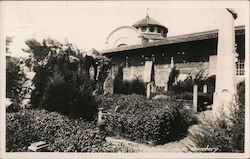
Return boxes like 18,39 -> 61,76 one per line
171,71 -> 214,94
43,73 -> 97,120
237,81 -> 245,105
189,101 -> 244,152
6,109 -> 134,152
6,56 -> 25,112
113,67 -> 146,95
114,78 -> 146,95
96,94 -> 197,145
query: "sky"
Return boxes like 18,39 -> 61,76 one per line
0,1 -> 248,57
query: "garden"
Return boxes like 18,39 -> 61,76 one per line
6,38 -> 245,153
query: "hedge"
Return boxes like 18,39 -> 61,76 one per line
6,109 -> 134,152
96,94 -> 197,145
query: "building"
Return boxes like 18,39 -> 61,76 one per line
101,14 -> 245,91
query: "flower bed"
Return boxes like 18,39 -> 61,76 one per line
6,109 -> 134,152
96,94 -> 197,145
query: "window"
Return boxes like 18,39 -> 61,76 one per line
236,59 -> 244,76
157,27 -> 161,33
149,27 -> 155,32
141,27 -> 146,32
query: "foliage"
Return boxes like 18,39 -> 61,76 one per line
6,109 -> 134,152
189,101 -> 245,152
96,94 -> 197,144
237,81 -> 245,105
113,67 -> 146,95
121,78 -> 146,95
25,38 -> 111,120
167,66 -> 179,91
113,66 -> 124,94
43,74 -> 97,120
6,56 -> 26,112
171,70 -> 208,94
189,83 -> 245,152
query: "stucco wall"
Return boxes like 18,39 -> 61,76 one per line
106,26 -> 141,49
154,64 -> 171,87
175,62 -> 209,76
123,66 -> 144,81
122,61 -> 210,87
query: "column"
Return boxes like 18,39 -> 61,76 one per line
213,8 -> 237,116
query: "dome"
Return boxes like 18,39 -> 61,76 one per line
132,14 -> 166,29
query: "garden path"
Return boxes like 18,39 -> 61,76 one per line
106,110 -> 213,152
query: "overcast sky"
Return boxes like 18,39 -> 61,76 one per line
0,1 -> 248,57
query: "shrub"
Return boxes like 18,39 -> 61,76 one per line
43,74 -> 97,120
113,66 -> 124,94
96,94 -> 197,145
6,109 -> 134,152
167,66 -> 179,91
6,56 -> 25,112
237,81 -> 245,105
27,38 -> 101,120
171,70 -> 212,94
189,101 -> 244,152
122,78 -> 146,95
113,67 -> 146,95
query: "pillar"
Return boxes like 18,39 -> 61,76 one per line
193,84 -> 198,112
213,8 -> 237,116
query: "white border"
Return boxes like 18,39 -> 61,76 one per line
0,1 -> 249,159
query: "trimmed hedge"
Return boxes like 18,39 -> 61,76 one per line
96,94 -> 197,145
6,109 -> 134,152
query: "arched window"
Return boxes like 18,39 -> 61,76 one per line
157,27 -> 161,33
141,27 -> 146,32
149,27 -> 155,32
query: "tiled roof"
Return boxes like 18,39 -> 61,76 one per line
101,25 -> 245,54
132,15 -> 166,28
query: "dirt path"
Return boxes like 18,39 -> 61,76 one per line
106,110 -> 213,152
106,136 -> 194,152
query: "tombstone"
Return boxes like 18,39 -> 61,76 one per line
103,75 -> 113,95
193,84 -> 198,112
213,9 -> 238,116
143,60 -> 153,83
203,84 -> 208,93
89,65 -> 95,80
147,83 -> 151,99
170,57 -> 174,69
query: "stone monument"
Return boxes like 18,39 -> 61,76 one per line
213,8 -> 238,115
103,75 -> 114,95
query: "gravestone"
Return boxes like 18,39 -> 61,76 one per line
146,83 -> 151,99
193,84 -> 198,112
103,75 -> 113,95
203,84 -> 208,93
143,60 -> 153,83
